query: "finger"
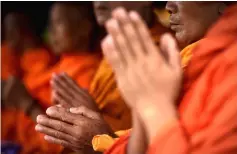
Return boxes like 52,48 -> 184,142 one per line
112,7 -> 146,60
102,35 -> 124,76
51,74 -> 75,101
35,124 -> 73,142
129,11 -> 162,59
44,135 -> 79,150
52,89 -> 73,107
105,18 -> 130,67
61,72 -> 90,100
69,106 -> 100,120
46,106 -> 80,124
160,33 -> 181,69
52,73 -> 89,107
36,114 -> 74,134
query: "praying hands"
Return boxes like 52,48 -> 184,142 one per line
102,7 -> 182,149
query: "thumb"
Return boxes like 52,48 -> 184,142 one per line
160,33 -> 181,69
69,106 -> 100,120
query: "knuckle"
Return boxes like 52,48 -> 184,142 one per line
75,130 -> 82,137
57,121 -> 64,132
54,131 -> 61,138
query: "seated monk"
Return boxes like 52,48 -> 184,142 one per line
37,1 -> 237,154
24,2 -> 102,109
1,13 -> 61,154
101,2 -> 236,154
35,1 -> 171,153
1,12 -> 55,81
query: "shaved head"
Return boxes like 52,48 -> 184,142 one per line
49,2 -> 98,54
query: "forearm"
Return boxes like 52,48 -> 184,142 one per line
127,111 -> 148,154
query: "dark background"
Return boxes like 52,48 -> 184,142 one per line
1,1 -> 167,41
1,1 -> 54,40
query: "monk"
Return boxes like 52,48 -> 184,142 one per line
1,13 -> 62,154
1,12 -> 54,80
24,2 -> 102,109
101,2 -> 237,154
35,1 -> 171,153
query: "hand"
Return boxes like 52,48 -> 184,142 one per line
50,73 -> 99,111
102,8 -> 182,143
3,76 -> 34,113
35,105 -> 112,152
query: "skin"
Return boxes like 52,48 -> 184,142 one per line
50,72 -> 99,111
166,1 -> 227,49
100,2 -> 230,153
49,3 -> 93,55
37,2 -> 230,153
103,8 -> 181,147
93,1 -> 153,26
36,105 -> 111,153
37,2 -> 170,153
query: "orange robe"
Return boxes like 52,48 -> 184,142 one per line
1,46 -> 62,153
21,47 -> 55,77
1,43 -> 21,80
24,52 -> 101,109
1,108 -> 63,154
89,22 -> 170,132
105,5 -> 237,154
2,51 -> 101,154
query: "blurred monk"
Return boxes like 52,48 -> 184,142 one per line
1,12 -> 54,81
24,2 -> 102,109
35,2 -> 171,153
101,2 -> 237,154
1,13 -> 62,154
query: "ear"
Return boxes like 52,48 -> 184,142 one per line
218,3 -> 227,15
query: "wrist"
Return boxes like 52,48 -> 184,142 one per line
138,99 -> 178,144
127,111 -> 148,154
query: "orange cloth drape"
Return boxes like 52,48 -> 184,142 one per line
24,52 -> 101,109
105,5 -> 237,154
1,108 -> 63,154
1,46 -> 62,153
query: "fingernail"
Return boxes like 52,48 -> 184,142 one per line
36,115 -> 42,123
129,11 -> 140,21
69,107 -> 77,113
52,73 -> 56,78
35,125 -> 41,131
44,135 -> 50,140
56,104 -> 62,107
46,107 -> 54,115
50,80 -> 54,85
